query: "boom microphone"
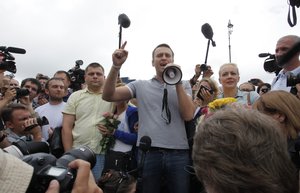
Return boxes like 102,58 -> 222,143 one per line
118,13 -> 131,28
201,23 -> 214,40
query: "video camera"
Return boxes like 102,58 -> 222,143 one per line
24,146 -> 96,193
0,46 -> 26,73
258,53 -> 282,76
68,60 -> 85,92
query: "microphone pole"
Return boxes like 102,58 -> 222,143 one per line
204,39 -> 211,65
118,26 -> 123,49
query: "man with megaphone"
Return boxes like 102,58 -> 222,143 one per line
102,42 -> 195,193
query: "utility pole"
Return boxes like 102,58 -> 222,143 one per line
227,20 -> 233,63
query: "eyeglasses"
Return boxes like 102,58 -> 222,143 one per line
261,88 -> 270,93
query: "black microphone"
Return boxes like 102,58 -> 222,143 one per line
139,136 -> 151,153
277,41 -> 300,66
7,47 -> 26,54
201,23 -> 214,40
258,53 -> 271,58
118,13 -> 131,28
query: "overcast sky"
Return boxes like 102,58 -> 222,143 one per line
1,0 -> 299,86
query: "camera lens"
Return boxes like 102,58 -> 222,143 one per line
56,146 -> 96,168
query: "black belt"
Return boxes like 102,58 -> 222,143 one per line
149,147 -> 188,152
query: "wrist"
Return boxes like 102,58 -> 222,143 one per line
0,131 -> 7,142
112,64 -> 121,70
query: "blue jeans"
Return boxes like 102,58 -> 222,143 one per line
139,148 -> 190,193
92,154 -> 105,181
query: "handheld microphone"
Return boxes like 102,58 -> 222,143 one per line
139,136 -> 152,153
118,13 -> 131,28
201,23 -> 214,40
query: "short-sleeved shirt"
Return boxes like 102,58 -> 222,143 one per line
271,66 -> 300,92
62,88 -> 115,154
217,89 -> 260,105
126,78 -> 191,149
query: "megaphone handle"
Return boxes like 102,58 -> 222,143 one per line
204,39 -> 211,65
118,25 -> 122,49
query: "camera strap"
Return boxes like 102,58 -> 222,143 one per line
288,3 -> 297,27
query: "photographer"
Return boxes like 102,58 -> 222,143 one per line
1,103 -> 43,143
272,35 -> 300,98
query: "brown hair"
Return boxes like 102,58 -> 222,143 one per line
192,108 -> 298,193
253,90 -> 300,139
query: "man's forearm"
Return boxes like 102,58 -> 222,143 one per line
62,126 -> 73,151
102,66 -> 120,101
176,84 -> 196,121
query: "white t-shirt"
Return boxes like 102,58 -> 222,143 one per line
35,102 -> 66,140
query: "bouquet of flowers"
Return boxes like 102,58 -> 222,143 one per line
201,97 -> 238,117
99,112 -> 120,153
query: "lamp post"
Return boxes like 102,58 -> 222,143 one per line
227,20 -> 233,63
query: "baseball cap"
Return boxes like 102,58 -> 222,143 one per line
0,149 -> 33,193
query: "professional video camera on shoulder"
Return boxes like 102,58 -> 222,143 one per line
68,60 -> 85,92
258,52 -> 282,76
24,145 -> 96,193
0,46 -> 26,73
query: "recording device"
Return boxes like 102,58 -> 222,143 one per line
201,23 -> 216,72
277,41 -> 300,67
118,13 -> 131,49
15,88 -> 30,99
287,73 -> 300,87
196,85 -> 213,101
0,46 -> 26,73
201,23 -> 216,47
3,138 -> 50,159
258,52 -> 282,75
24,116 -> 49,131
162,64 -> 182,85
118,13 -> 131,28
68,60 -> 85,92
24,146 -> 96,193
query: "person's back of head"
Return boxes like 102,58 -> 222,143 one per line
192,108 -> 298,193
253,90 -> 300,139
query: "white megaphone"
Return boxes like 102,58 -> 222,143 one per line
162,64 -> 182,85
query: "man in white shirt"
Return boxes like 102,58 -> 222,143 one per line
35,78 -> 66,140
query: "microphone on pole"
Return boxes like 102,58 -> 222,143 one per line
118,13 -> 131,49
118,13 -> 131,28
200,23 -> 216,71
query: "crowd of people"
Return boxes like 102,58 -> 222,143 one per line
0,34 -> 299,193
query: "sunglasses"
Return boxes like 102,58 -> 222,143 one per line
261,88 -> 270,93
